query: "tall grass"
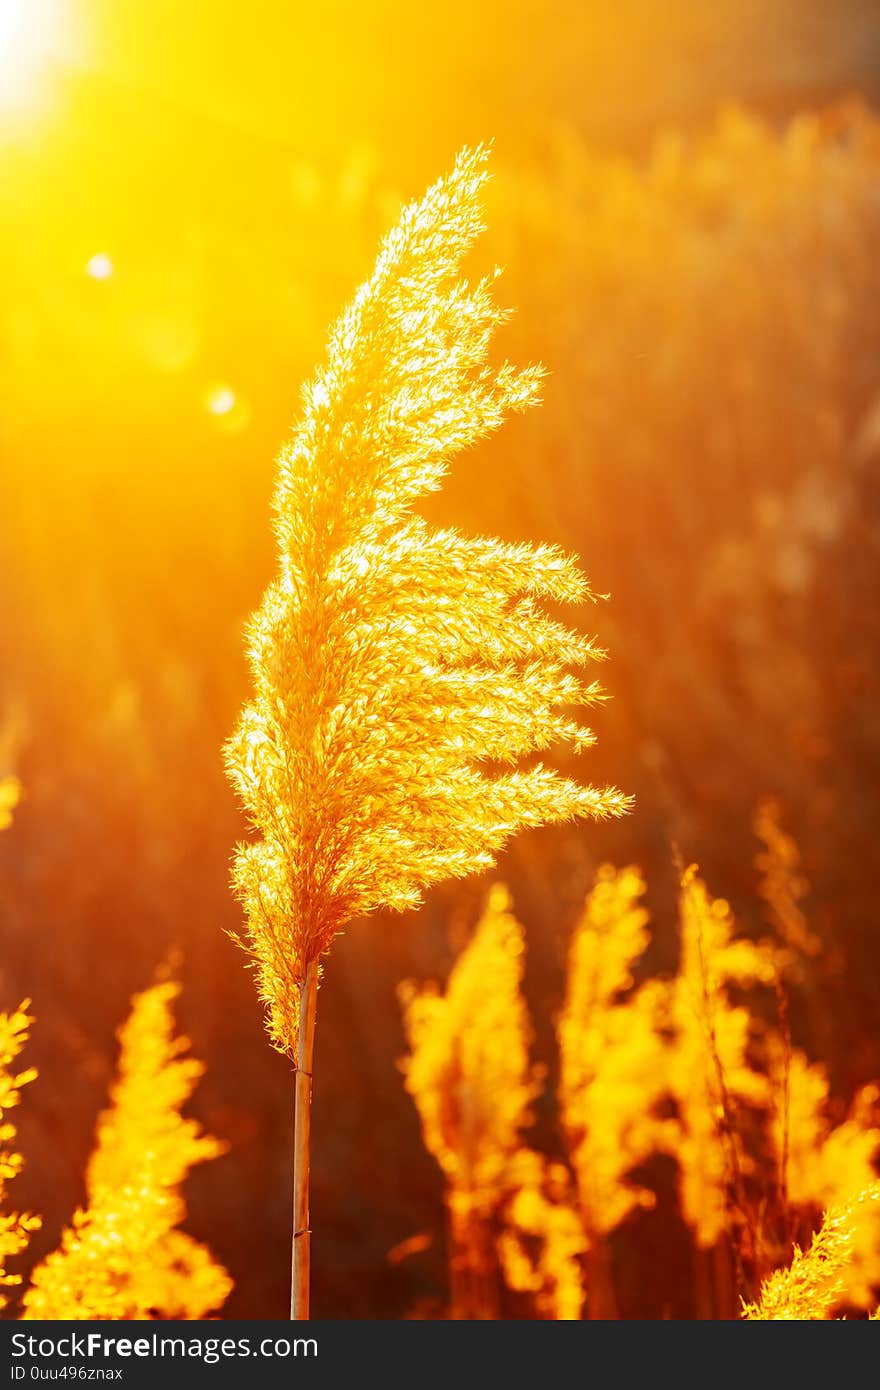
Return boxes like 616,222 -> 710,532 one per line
0,1003 -> 39,1309
399,885 -> 539,1318
2,104 -> 880,1318
224,145 -> 627,1318
399,810 -> 880,1318
745,1186 -> 880,1320
19,979 -> 229,1320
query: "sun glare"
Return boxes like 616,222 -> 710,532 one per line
0,0 -> 25,61
0,0 -> 61,111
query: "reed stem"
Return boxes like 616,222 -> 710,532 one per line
291,959 -> 318,1319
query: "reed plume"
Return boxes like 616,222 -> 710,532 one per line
399,883 -> 540,1317
225,143 -> 628,1317
498,1151 -> 587,1320
754,798 -> 820,958
22,980 -> 230,1320
0,776 -> 20,833
398,837 -> 880,1318
663,866 -> 774,1310
771,1055 -> 879,1214
0,1003 -> 40,1310
767,1046 -> 880,1306
557,865 -> 670,1316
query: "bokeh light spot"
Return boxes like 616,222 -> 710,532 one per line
203,383 -> 250,433
86,253 -> 114,281
206,385 -> 236,416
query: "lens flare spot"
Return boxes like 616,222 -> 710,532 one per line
206,385 -> 236,416
86,253 -> 114,281
203,384 -> 250,433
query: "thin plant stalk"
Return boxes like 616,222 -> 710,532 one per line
291,961 -> 318,1320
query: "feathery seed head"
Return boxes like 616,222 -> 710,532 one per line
558,866 -> 670,1235
22,981 -> 230,1320
399,883 -> 540,1210
0,1003 -> 39,1309
226,144 -> 629,1055
666,866 -> 773,1249
743,1185 -> 880,1319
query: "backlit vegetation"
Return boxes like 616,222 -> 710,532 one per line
400,811 -> 880,1319
224,144 -> 627,1316
0,975 -> 230,1320
0,1003 -> 39,1309
2,94 -> 880,1320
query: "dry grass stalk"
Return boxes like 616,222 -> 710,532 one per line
225,144 -> 626,1317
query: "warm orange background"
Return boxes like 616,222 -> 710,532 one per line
2,1 -> 880,1317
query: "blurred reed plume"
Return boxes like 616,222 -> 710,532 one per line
497,1151 -> 586,1320
399,884 -> 539,1318
557,865 -> 670,1317
400,808 -> 880,1319
0,779 -> 20,834
22,980 -> 230,1320
224,143 -> 627,1317
0,778 -> 39,1309
0,1003 -> 39,1309
754,798 -> 820,959
665,864 -> 774,1297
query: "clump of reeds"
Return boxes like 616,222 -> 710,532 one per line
399,806 -> 880,1319
400,873 -> 671,1318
